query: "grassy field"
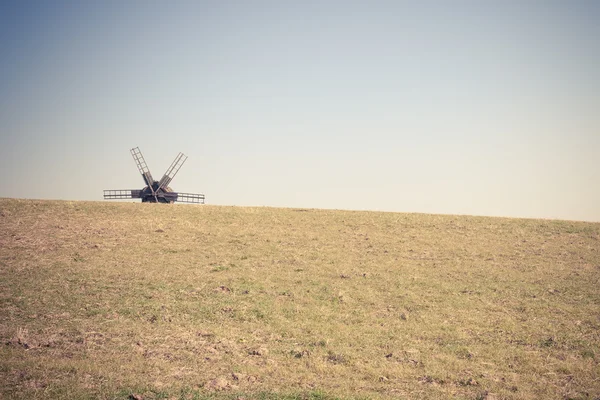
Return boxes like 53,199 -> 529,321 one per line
0,199 -> 599,400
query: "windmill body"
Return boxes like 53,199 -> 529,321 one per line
104,147 -> 205,204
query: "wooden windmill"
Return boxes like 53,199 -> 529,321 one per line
104,147 -> 205,204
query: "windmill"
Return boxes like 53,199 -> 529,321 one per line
103,147 -> 205,204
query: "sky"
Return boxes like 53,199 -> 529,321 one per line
0,1 -> 598,222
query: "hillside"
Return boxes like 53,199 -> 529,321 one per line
1,199 -> 599,399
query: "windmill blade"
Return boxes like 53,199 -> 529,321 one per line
157,152 -> 187,192
130,147 -> 155,187
104,189 -> 143,200
173,192 -> 205,204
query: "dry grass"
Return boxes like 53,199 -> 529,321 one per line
0,198 -> 599,399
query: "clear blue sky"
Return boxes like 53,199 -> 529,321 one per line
1,1 -> 598,221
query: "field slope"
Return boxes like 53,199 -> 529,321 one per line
1,199 -> 599,399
